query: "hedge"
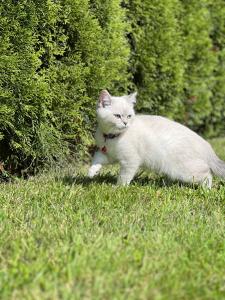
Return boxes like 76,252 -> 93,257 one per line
206,0 -> 225,136
0,0 -> 62,174
127,0 -> 224,135
0,0 -> 130,174
0,0 -> 224,175
126,0 -> 185,120
179,0 -> 217,133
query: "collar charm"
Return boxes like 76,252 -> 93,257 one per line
101,146 -> 107,153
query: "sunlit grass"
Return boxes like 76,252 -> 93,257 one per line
0,138 -> 225,300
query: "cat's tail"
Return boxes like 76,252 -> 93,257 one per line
209,155 -> 225,179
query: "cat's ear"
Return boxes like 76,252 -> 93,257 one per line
127,91 -> 137,105
98,90 -> 112,108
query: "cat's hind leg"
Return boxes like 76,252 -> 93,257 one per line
88,151 -> 109,178
201,173 -> 212,189
181,159 -> 213,189
193,164 -> 212,189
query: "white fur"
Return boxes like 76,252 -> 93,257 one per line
88,90 -> 225,188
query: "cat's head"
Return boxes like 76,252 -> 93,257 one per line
96,90 -> 137,134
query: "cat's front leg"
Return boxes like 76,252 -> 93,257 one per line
117,163 -> 139,186
88,150 -> 109,178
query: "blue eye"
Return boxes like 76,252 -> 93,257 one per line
127,115 -> 132,119
114,114 -> 121,118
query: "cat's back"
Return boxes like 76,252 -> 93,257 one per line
132,114 -> 203,139
130,114 -> 183,137
133,114 -> 184,129
130,114 -> 211,153
128,114 -> 214,172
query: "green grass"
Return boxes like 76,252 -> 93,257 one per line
0,139 -> 225,300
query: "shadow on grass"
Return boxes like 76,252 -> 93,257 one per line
60,173 -> 117,186
58,172 -> 190,188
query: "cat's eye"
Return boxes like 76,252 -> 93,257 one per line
127,115 -> 132,119
114,114 -> 121,118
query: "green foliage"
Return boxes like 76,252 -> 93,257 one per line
0,0 -> 130,173
206,0 -> 225,136
126,0 -> 185,119
127,0 -> 225,134
180,0 -> 217,133
49,0 -> 130,156
0,0 -> 224,174
0,0 -> 68,173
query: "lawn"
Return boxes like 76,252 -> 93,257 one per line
0,138 -> 225,300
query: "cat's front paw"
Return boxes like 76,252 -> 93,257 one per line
88,164 -> 102,178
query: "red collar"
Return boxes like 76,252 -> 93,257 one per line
103,133 -> 120,141
100,133 -> 120,154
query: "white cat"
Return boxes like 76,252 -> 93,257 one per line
88,90 -> 225,188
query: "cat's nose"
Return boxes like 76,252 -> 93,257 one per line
123,121 -> 127,126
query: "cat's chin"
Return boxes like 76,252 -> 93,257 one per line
107,128 -> 126,135
116,126 -> 129,133
99,124 -> 129,134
